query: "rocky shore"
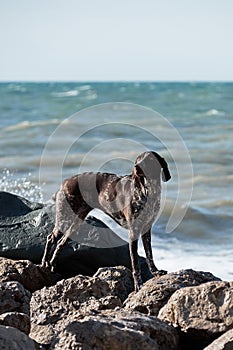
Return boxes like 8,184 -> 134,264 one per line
0,192 -> 232,349
0,257 -> 232,350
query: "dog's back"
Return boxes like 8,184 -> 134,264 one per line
60,172 -> 132,227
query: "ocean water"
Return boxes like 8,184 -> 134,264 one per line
0,82 -> 232,280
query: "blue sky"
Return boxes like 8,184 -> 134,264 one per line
0,0 -> 232,81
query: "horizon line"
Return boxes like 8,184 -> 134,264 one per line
0,79 -> 232,84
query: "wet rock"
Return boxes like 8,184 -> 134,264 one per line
0,281 -> 31,316
125,269 -> 221,316
0,191 -> 150,279
0,257 -> 60,292
0,325 -> 40,350
50,309 -> 179,350
0,312 -> 30,335
158,281 -> 233,350
204,329 -> 233,349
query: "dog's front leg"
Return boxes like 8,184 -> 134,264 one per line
129,231 -> 142,292
142,229 -> 167,277
141,228 -> 158,274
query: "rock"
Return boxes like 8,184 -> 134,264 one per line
0,191 -> 150,279
93,265 -> 134,301
158,281 -> 233,350
30,267 -> 135,346
0,281 -> 31,316
0,325 -> 40,350
125,269 -> 221,316
0,312 -> 30,335
50,309 -> 179,350
0,257 -> 60,292
204,329 -> 233,349
30,268 -> 132,326
0,191 -> 43,217
0,281 -> 31,335
30,323 -> 57,347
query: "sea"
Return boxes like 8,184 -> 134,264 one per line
0,82 -> 232,280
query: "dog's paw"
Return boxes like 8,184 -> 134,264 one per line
40,260 -> 50,269
152,269 -> 168,277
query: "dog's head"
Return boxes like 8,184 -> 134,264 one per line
133,151 -> 171,182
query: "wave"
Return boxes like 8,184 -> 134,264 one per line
51,90 -> 79,97
4,119 -> 59,132
192,174 -> 233,185
51,86 -> 97,100
205,109 -> 225,116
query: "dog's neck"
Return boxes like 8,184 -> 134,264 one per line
131,174 -> 160,215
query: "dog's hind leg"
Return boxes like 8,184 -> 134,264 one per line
41,229 -> 59,268
49,216 -> 85,271
41,189 -> 72,268
49,206 -> 91,271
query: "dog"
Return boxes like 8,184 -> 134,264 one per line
41,151 -> 171,291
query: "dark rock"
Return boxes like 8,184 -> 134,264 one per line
0,281 -> 31,316
0,312 -> 30,335
0,325 -> 40,350
158,281 -> 233,350
0,191 -> 43,217
0,191 -> 150,279
50,309 -> 179,350
124,269 -> 221,316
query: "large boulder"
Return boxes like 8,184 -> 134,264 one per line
0,191 -> 150,279
30,266 -> 133,323
158,281 -> 233,350
124,269 -> 221,316
50,310 -> 179,350
30,267 -> 133,345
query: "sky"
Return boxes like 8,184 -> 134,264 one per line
0,0 -> 233,81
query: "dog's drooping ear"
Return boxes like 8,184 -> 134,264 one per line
161,160 -> 171,182
152,152 -> 171,182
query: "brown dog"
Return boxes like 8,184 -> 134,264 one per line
41,151 -> 171,291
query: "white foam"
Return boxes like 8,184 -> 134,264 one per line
4,119 -> 59,131
52,90 -> 79,97
205,109 -> 225,116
